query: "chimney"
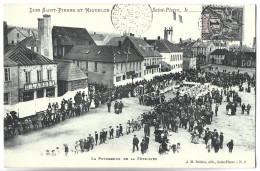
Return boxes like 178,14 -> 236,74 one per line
144,37 -> 147,41
158,36 -> 160,40
3,21 -> 8,50
38,14 -> 53,60
118,41 -> 122,47
94,32 -> 96,34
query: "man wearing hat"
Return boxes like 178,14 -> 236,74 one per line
95,131 -> 98,145
132,135 -> 139,153
227,139 -> 234,153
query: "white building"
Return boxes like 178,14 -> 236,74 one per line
147,38 -> 183,73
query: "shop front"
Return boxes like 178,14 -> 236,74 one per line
20,80 -> 56,102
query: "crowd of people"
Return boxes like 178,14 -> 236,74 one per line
4,67 -> 255,156
42,116 -> 145,156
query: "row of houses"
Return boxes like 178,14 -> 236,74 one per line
4,15 -> 185,105
210,49 -> 256,67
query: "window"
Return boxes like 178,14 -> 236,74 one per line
17,33 -> 19,38
11,40 -> 14,45
58,47 -> 62,55
54,47 -> 57,56
62,47 -> 65,57
129,62 -> 132,69
86,61 -> 88,71
77,61 -> 80,67
25,71 -> 31,83
4,93 -> 9,105
116,76 -> 121,82
47,70 -> 52,80
37,89 -> 44,98
46,88 -> 55,97
31,47 -> 34,52
179,15 -> 183,23
133,62 -> 135,69
173,11 -> 176,20
37,71 -> 42,82
121,63 -> 123,71
139,61 -> 141,69
94,62 -> 98,72
116,64 -> 118,72
4,68 -> 10,82
23,92 -> 34,102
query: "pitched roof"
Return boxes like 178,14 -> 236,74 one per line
57,61 -> 87,81
17,36 -> 38,47
7,27 -> 15,34
147,39 -> 182,53
90,33 -> 106,42
210,49 -> 229,55
4,45 -> 55,66
123,36 -> 162,57
4,57 -> 18,67
62,44 -> 144,63
176,42 -> 196,58
52,26 -> 95,46
106,36 -> 126,46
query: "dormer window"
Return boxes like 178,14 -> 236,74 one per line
85,50 -> 89,54
117,51 -> 121,55
123,51 -> 127,55
97,51 -> 101,54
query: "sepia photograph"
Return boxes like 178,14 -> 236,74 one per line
1,1 -> 257,169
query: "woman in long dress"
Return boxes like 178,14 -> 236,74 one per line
90,99 -> 95,109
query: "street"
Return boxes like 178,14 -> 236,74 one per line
4,82 -> 255,168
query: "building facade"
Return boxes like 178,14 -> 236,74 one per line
192,41 -> 215,66
122,36 -> 162,80
62,43 -> 143,87
177,41 -> 196,70
223,51 -> 256,68
210,49 -> 229,64
4,45 -> 57,102
147,39 -> 183,73
4,57 -> 19,105
7,27 -> 37,45
52,26 -> 95,59
57,60 -> 88,96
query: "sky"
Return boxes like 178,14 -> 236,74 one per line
3,4 -> 256,46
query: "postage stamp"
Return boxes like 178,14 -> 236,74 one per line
201,5 -> 244,41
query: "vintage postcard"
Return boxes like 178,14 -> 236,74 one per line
2,3 -> 256,168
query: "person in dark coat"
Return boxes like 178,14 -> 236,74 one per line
119,124 -> 123,136
119,101 -> 123,113
140,139 -> 147,154
95,131 -> 98,145
99,131 -> 103,145
227,139 -> 234,153
107,101 -> 111,113
145,135 -> 149,150
241,103 -> 246,114
132,135 -> 139,153
219,132 -> 224,149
